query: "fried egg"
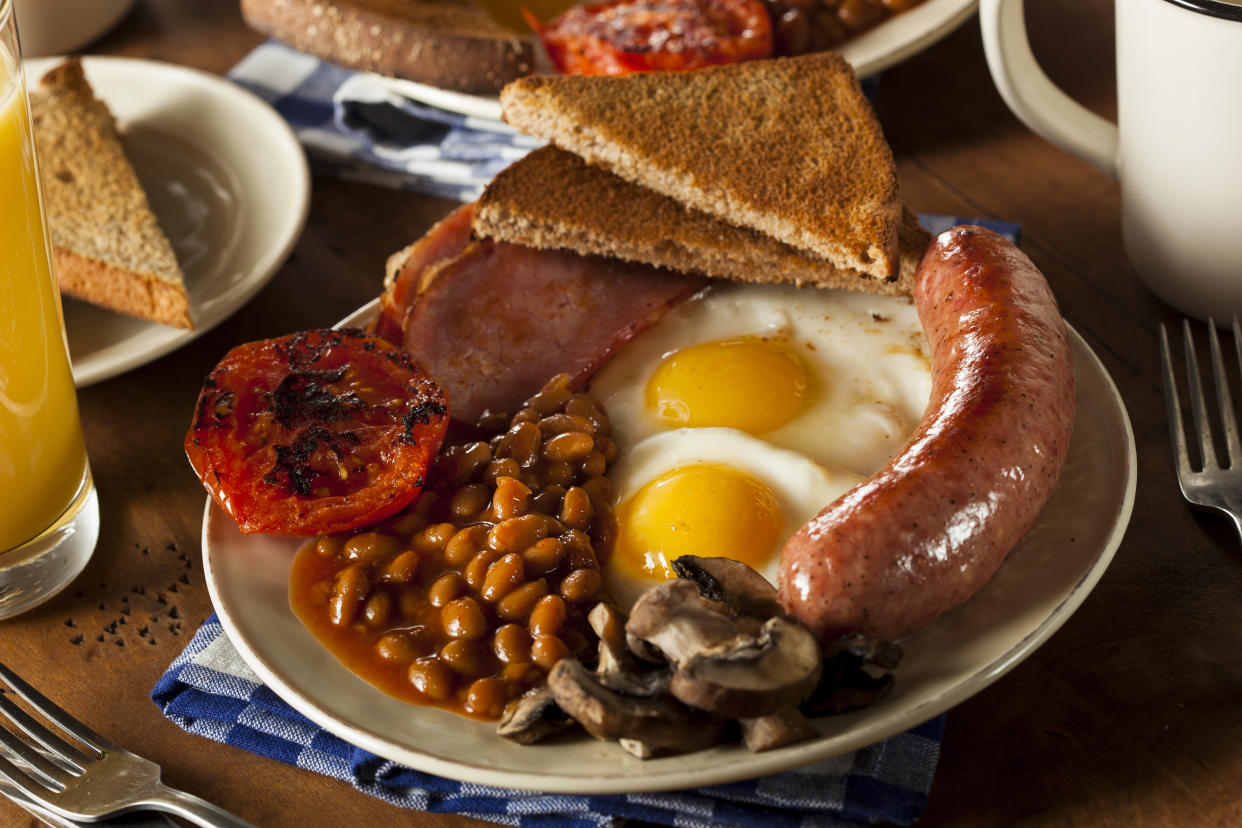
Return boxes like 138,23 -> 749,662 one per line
602,428 -> 863,609
589,282 -> 933,606
589,282 -> 932,476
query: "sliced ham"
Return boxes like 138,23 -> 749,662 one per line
403,238 -> 707,424
375,203 -> 476,344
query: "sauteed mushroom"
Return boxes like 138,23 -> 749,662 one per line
667,614 -> 822,719
497,555 -> 899,757
496,685 -> 575,744
669,554 -> 784,620
739,707 -> 819,753
546,658 -> 723,752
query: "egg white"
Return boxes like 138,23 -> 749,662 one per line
602,427 -> 863,610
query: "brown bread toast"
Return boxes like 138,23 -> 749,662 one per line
240,0 -> 537,95
474,144 -> 927,296
30,58 -> 192,329
498,53 -> 903,280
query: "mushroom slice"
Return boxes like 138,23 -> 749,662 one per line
626,631 -> 667,665
822,632 -> 903,671
739,707 -> 819,752
547,658 -> 722,752
497,686 -> 576,745
670,616 -> 822,719
670,555 -> 784,619
625,579 -> 744,667
619,738 -> 657,759
589,602 -> 635,678
589,601 -> 672,696
802,632 -> 901,715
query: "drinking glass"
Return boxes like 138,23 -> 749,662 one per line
0,0 -> 99,619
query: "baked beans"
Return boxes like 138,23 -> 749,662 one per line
289,375 -> 617,721
762,0 -> 927,55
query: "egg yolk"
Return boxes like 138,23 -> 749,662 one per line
613,463 -> 784,581
645,336 -> 811,434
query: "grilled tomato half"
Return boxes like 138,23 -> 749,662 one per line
185,328 -> 449,536
530,0 -> 774,76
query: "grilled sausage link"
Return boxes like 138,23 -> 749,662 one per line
778,225 -> 1076,641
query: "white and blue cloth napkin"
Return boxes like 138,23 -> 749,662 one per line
228,40 -> 538,201
152,615 -> 944,827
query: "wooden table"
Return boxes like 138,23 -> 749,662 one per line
5,1 -> 1239,825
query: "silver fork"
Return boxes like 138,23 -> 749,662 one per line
1159,316 -> 1242,543
0,662 -> 255,827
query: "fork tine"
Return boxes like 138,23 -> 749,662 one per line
1161,323 -> 1194,480
1183,319 -> 1218,470
1234,315 -> 1242,404
0,689 -> 94,770
1207,319 -> 1242,467
0,716 -> 77,786
0,663 -> 109,759
0,751 -> 61,802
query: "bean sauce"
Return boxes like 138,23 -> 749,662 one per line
290,375 -> 616,721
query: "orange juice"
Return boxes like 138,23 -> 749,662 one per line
0,54 -> 89,552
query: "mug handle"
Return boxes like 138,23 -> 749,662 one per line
979,0 -> 1119,177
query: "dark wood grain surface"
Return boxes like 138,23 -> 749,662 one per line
5,0 -> 1240,825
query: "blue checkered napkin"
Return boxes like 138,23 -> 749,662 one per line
152,615 -> 944,827
226,40 -> 540,201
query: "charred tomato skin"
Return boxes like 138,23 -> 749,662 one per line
530,0 -> 774,76
185,328 -> 449,536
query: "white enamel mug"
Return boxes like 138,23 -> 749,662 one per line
980,0 -> 1242,323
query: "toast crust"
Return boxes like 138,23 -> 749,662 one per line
54,249 -> 194,330
30,59 -> 192,330
475,145 -> 927,296
241,0 -> 535,94
499,53 -> 902,279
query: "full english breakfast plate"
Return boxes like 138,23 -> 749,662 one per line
202,298 -> 1134,794
374,0 -> 979,123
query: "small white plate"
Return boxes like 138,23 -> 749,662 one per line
375,0 -> 979,123
24,56 -> 311,387
203,310 -> 1136,795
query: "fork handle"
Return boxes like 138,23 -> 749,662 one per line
134,785 -> 258,828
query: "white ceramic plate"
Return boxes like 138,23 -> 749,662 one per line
24,56 -> 311,387
374,0 -> 979,123
203,305 -> 1135,794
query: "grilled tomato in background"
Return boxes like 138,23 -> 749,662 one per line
185,328 -> 449,537
529,0 -> 774,75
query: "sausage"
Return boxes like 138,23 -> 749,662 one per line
777,225 -> 1076,641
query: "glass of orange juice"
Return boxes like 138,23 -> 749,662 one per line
0,0 -> 98,618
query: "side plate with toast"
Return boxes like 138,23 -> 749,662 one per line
25,57 -> 310,387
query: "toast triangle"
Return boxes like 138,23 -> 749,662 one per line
475,144 -> 927,295
499,52 -> 902,280
30,59 -> 192,329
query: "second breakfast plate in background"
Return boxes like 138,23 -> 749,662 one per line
203,303 -> 1136,795
25,56 -> 310,387
380,0 -> 979,123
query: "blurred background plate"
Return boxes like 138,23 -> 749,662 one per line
25,56 -> 310,387
377,0 -> 980,123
